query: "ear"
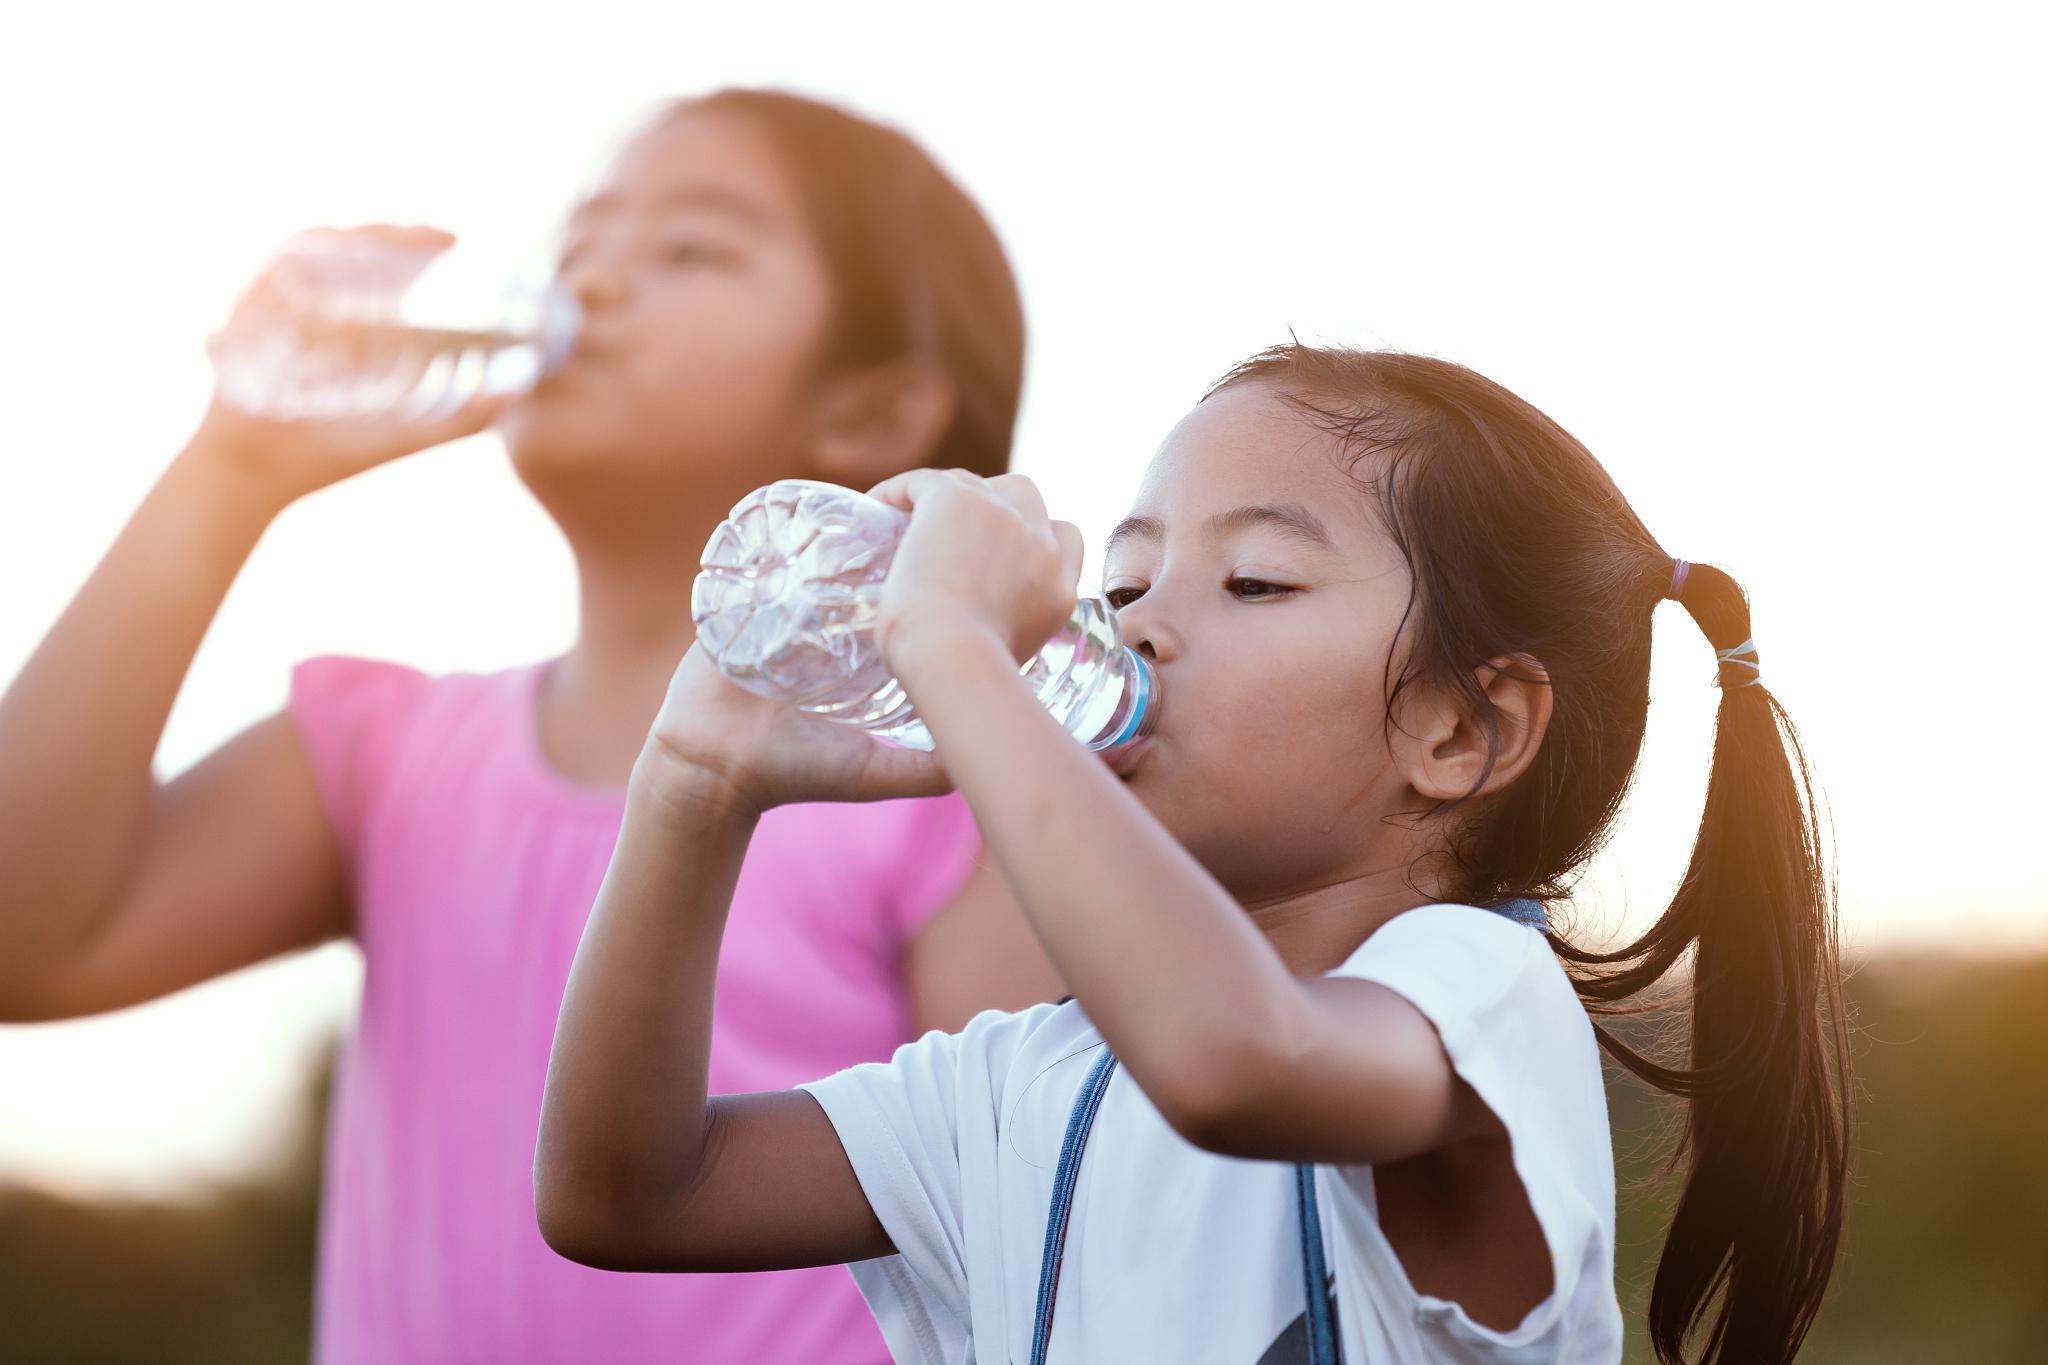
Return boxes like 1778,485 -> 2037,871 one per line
807,361 -> 958,485
1391,654 -> 1554,804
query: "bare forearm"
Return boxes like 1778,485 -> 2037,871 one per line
0,441 -> 283,957
536,749 -> 757,1240
897,631 -> 1299,1112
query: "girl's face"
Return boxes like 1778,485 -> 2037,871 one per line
500,110 -> 837,500
1102,382 -> 1424,899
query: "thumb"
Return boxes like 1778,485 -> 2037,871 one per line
1051,520 -> 1085,594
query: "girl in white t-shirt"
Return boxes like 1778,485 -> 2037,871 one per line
537,345 -> 1851,1365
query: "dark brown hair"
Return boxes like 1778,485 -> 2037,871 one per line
1208,344 -> 1850,1365
667,89 -> 1025,478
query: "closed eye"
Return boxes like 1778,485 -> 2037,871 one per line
1228,577 -> 1294,601
1104,578 -> 1296,610
663,239 -> 741,268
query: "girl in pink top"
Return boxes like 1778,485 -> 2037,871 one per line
0,90 -> 1059,1363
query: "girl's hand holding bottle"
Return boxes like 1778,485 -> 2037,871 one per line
866,470 -> 1088,683
182,225 -> 532,511
641,470 -> 1085,823
639,640 -> 960,823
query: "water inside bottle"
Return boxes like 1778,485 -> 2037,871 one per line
215,317 -> 552,421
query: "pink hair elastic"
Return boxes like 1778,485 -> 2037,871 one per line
1667,558 -> 1691,600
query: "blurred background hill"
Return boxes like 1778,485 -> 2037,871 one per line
3,951 -> 2042,1362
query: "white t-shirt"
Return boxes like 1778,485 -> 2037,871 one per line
798,904 -> 1624,1364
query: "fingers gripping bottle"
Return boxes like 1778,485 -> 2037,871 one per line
691,480 -> 1159,752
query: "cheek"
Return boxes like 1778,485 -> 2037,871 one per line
642,248 -> 833,374
1212,623 -> 1385,743
609,273 -> 827,435
1170,643 -> 1392,816
622,304 -> 814,410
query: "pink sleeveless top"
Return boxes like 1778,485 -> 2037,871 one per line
288,655 -> 983,1364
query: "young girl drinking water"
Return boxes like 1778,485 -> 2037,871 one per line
0,90 -> 1058,1363
537,345 -> 1851,1364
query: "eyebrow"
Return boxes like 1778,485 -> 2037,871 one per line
568,186 -> 775,230
1105,502 -> 1337,556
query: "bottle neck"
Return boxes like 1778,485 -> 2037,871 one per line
1084,646 -> 1159,751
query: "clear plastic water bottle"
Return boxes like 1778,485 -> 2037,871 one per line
692,480 -> 1159,753
208,232 -> 580,422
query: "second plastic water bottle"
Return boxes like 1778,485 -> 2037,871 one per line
208,232 -> 580,422
691,480 -> 1158,752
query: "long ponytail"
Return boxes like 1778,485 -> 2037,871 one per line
1555,563 -> 1851,1363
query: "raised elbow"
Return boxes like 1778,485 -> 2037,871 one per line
535,1186 -> 650,1271
534,1169 -> 609,1267
0,965 -> 94,1024
534,1159 -> 703,1272
0,920 -> 86,1022
534,1161 -> 641,1270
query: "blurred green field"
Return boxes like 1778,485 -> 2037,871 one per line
3,953 -> 2044,1363
1609,952 -> 2048,1364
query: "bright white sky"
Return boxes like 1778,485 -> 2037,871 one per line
1,2 -> 2042,1195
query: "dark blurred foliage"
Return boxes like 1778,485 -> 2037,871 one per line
0,1051 -> 328,1364
1610,951 -> 2048,1363
1,955 -> 2043,1363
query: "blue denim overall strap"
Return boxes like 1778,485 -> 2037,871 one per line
1027,1048 -> 1118,1365
1295,1164 -> 1338,1363
1027,1049 -> 1337,1365
1487,897 -> 1551,933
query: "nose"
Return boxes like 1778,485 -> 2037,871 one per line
1111,593 -> 1176,664
558,248 -> 626,318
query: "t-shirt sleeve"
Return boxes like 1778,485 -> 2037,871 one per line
797,1005 -> 1043,1365
1326,905 -> 1615,1357
286,655 -> 430,863
879,792 -> 988,942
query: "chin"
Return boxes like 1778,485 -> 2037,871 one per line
506,411 -> 675,494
